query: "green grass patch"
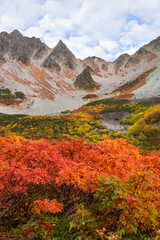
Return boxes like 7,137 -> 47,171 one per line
0,87 -> 25,103
85,98 -> 129,107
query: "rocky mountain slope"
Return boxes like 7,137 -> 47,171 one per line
74,69 -> 101,90
0,30 -> 160,115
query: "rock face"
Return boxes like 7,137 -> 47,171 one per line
145,36 -> 160,52
0,30 -> 48,62
84,56 -> 106,74
33,46 -> 49,60
114,54 -> 130,72
125,56 -> 141,68
43,57 -> 61,70
74,69 -> 101,90
43,40 -> 77,70
133,47 -> 157,61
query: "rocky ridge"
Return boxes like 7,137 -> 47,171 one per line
0,30 -> 49,62
43,40 -> 77,71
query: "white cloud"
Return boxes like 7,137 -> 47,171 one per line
99,40 -> 118,52
1,0 -> 160,61
0,0 -> 43,31
115,45 -> 142,59
23,27 -> 44,39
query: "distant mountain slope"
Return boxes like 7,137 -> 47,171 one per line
0,30 -> 160,115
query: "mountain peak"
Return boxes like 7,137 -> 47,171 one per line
54,39 -> 70,52
10,29 -> 23,38
58,39 -> 65,45
43,39 -> 77,70
0,29 -> 47,60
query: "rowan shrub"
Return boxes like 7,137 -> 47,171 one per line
0,136 -> 160,238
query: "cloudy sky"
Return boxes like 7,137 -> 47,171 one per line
0,0 -> 160,61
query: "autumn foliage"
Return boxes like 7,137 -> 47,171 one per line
0,99 -> 160,239
0,134 -> 160,237
122,104 -> 160,149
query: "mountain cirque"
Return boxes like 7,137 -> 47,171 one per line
0,30 -> 160,115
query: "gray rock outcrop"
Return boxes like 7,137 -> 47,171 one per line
74,69 -> 101,90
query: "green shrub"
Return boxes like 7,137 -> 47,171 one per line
18,54 -> 28,64
15,91 -> 25,99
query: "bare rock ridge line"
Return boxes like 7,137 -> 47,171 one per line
0,30 -> 49,63
0,29 -> 160,115
0,29 -> 159,67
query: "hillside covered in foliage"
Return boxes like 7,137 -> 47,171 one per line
0,98 -> 160,239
